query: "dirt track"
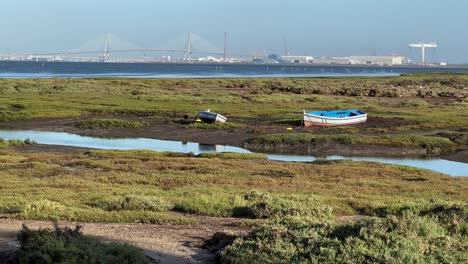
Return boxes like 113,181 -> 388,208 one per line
0,215 -> 249,264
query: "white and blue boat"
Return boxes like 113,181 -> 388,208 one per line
303,109 -> 367,127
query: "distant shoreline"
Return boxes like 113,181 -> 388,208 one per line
1,59 -> 468,68
1,60 -> 468,79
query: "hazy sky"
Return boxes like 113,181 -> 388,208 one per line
1,0 -> 467,62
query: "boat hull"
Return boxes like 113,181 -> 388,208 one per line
303,113 -> 367,127
198,111 -> 227,123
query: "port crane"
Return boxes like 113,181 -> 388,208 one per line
409,42 -> 437,65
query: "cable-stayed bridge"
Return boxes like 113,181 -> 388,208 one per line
3,33 -> 254,62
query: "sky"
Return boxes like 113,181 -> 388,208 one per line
1,0 -> 467,63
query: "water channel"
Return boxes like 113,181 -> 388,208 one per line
1,130 -> 466,176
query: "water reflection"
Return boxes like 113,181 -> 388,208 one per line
267,154 -> 467,176
198,144 -> 226,153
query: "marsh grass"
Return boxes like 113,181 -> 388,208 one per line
0,149 -> 465,223
73,118 -> 147,129
0,76 -> 466,131
89,194 -> 174,212
433,131 -> 468,149
0,110 -> 31,123
248,133 -> 455,153
403,98 -> 430,107
0,138 -> 32,148
15,199 -> 194,225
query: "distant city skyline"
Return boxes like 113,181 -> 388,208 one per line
1,0 -> 467,63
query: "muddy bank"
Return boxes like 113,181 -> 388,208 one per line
243,143 -> 436,158
444,150 -> 468,163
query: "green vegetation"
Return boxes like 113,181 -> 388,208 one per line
0,149 -> 466,223
0,76 -> 466,129
16,225 -> 148,264
433,131 -> 468,149
220,201 -> 467,263
0,138 -> 32,148
403,98 -> 430,107
247,133 -> 457,154
239,190 -> 333,220
17,199 -> 193,225
0,110 -> 31,123
89,194 -> 174,212
73,118 -> 147,129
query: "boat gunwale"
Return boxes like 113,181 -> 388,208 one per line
304,112 -> 367,121
198,111 -> 218,116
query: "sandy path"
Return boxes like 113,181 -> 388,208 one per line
0,216 -> 249,264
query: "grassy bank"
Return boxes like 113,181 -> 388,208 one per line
72,118 -> 147,129
246,133 -> 460,155
0,149 -> 466,224
0,75 -> 467,129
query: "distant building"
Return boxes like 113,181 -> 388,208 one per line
281,55 -> 313,63
312,57 -> 352,64
349,56 -> 405,65
198,56 -> 223,62
312,56 -> 405,66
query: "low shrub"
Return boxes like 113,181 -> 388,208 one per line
0,138 -> 33,149
242,191 -> 333,222
362,200 -> 467,227
16,225 -> 148,264
220,212 -> 467,263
